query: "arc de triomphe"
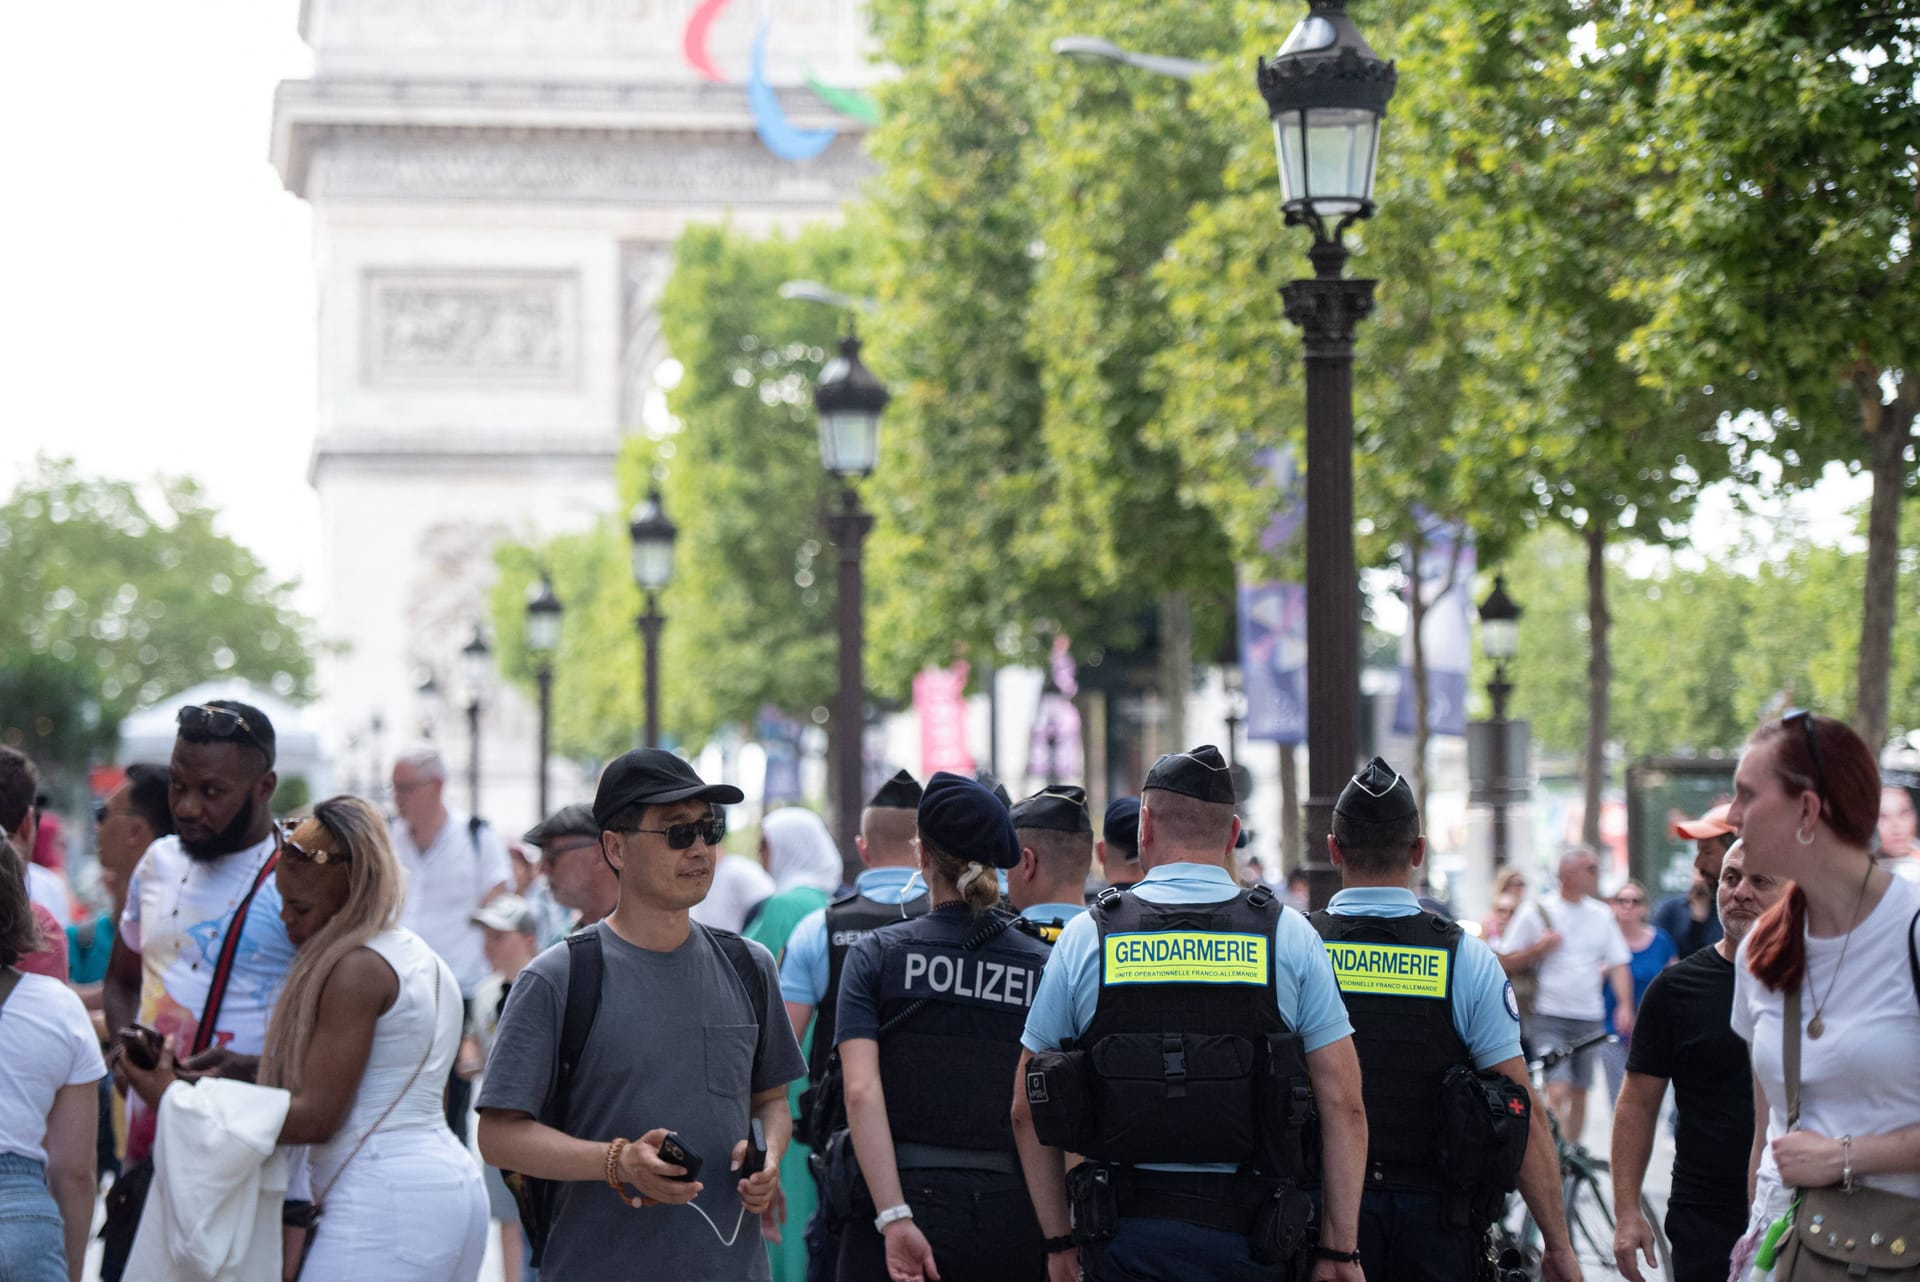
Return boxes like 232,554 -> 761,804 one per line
271,0 -> 874,827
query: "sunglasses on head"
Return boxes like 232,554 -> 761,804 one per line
619,816 -> 726,850
279,810 -> 349,865
1782,708 -> 1828,803
177,704 -> 272,762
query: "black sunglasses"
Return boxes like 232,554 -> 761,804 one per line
92,799 -> 111,825
177,704 -> 272,762
1782,709 -> 1828,803
617,817 -> 726,850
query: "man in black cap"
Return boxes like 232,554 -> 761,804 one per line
1094,796 -> 1143,895
777,768 -> 930,1282
1014,745 -> 1369,1282
478,749 -> 805,1282
1009,785 -> 1094,942
524,801 -> 619,931
1309,757 -> 1576,1282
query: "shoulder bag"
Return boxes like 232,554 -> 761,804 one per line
291,959 -> 443,1279
1505,900 -> 1553,1021
1774,921 -> 1920,1282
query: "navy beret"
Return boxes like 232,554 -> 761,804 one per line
1335,756 -> 1418,824
918,771 -> 1022,869
1103,796 -> 1140,857
1011,785 -> 1092,834
1143,745 -> 1236,805
867,769 -> 923,811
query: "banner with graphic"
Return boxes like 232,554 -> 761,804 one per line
913,664 -> 975,778
1392,519 -> 1476,738
1240,582 -> 1308,746
757,705 -> 804,806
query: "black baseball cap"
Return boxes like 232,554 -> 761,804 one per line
523,803 -> 599,848
591,750 -> 744,828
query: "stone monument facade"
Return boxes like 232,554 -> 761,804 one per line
272,0 -> 874,827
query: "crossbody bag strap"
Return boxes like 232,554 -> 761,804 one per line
1908,907 -> 1920,1014
193,847 -> 282,1056
1783,980 -> 1802,1132
0,964 -> 21,1020
312,960 -> 443,1208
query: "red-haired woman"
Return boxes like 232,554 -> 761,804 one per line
1726,712 -> 1920,1275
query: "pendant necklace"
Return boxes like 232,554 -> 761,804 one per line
1807,858 -> 1875,1040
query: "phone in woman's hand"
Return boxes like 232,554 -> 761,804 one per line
117,1023 -> 163,1071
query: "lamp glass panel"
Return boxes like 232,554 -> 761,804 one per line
1481,617 -> 1519,661
526,609 -> 560,654
461,647 -> 491,697
1303,106 -> 1380,214
1273,111 -> 1309,205
631,541 -> 675,593
823,408 -> 879,477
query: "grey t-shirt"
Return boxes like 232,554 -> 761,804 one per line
477,920 -> 806,1281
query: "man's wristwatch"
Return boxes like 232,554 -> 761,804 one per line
874,1204 -> 914,1233
1041,1234 -> 1075,1254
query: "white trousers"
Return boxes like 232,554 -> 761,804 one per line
302,1128 -> 489,1282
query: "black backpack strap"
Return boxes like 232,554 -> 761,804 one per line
701,926 -> 769,1036
1908,906 -> 1919,1014
550,928 -> 604,1127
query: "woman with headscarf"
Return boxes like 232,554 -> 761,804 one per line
744,806 -> 847,1282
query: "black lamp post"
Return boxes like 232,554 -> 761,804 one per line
628,490 -> 678,749
1258,0 -> 1397,909
460,625 -> 492,816
1478,575 -> 1522,869
814,327 -> 888,874
525,575 -> 563,819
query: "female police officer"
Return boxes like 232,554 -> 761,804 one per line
834,773 -> 1052,1282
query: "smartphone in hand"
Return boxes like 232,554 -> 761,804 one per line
740,1118 -> 768,1178
118,1023 -> 163,1072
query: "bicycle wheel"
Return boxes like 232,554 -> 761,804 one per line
1562,1166 -> 1621,1273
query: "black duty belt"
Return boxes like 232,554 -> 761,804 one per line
1113,1168 -> 1272,1235
1364,1159 -> 1446,1192
893,1141 -> 1020,1175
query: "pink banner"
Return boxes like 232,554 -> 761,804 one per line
914,663 -> 976,778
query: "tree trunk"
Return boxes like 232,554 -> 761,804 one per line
1582,518 -> 1610,851
1157,590 -> 1192,754
1408,523 -> 1432,823
1279,743 -> 1301,871
1853,379 -> 1915,753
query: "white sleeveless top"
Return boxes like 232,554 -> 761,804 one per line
309,928 -> 461,1188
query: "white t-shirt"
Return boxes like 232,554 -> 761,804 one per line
1499,894 -> 1631,1021
391,812 -> 511,997
0,971 -> 107,1164
1734,875 -> 1920,1202
688,854 -> 775,933
27,862 -> 68,923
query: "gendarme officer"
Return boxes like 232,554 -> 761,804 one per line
1008,786 -> 1094,943
1311,757 -> 1578,1282
833,773 -> 1052,1282
1012,745 -> 1369,1282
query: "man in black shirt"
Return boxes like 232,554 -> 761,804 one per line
1610,841 -> 1787,1282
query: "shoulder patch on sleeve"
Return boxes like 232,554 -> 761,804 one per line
1502,979 -> 1520,1023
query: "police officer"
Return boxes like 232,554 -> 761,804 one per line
1312,757 -> 1578,1282
1009,786 -> 1094,943
1092,796 -> 1143,897
1013,746 -> 1369,1282
835,772 -> 1052,1282
782,769 -> 932,1281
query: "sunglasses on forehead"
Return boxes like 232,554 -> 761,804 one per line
1782,708 -> 1829,801
177,704 -> 273,761
279,813 -> 351,865
615,816 -> 726,850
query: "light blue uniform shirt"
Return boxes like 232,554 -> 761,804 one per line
1021,863 -> 1354,1174
1324,886 -> 1523,1070
779,866 -> 924,1006
1019,902 -> 1088,928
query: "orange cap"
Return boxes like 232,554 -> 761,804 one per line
1672,802 -> 1734,840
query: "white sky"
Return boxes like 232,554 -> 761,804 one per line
0,3 -> 1875,632
0,2 -> 319,598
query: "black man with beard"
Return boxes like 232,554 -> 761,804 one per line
97,700 -> 298,1280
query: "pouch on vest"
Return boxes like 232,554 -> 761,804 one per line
1087,1032 -> 1259,1165
807,1126 -> 873,1231
1249,1183 -> 1315,1267
1435,1064 -> 1530,1222
1256,1031 -> 1318,1182
1025,1048 -> 1095,1155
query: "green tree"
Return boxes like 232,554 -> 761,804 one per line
0,457 -> 316,773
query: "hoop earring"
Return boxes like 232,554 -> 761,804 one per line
1795,825 -> 1815,847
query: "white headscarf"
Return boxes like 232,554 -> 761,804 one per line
761,807 -> 844,896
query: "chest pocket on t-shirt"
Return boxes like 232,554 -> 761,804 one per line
705,1023 -> 758,1100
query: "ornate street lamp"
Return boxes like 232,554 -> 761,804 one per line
1257,0 -> 1397,910
628,490 -> 678,749
1478,575 -> 1523,868
525,574 -> 563,818
460,625 -> 492,816
815,328 -> 888,873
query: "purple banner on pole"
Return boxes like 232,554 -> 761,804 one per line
1240,582 -> 1308,746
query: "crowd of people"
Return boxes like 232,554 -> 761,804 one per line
3,704 -> 1920,1282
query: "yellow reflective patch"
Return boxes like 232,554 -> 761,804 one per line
1323,942 -> 1450,998
1102,932 -> 1268,985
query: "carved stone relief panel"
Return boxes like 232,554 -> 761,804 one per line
363,269 -> 582,387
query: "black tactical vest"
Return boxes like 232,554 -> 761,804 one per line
1309,908 -> 1470,1190
1074,886 -> 1312,1172
872,906 -> 1050,1150
808,886 -> 929,1085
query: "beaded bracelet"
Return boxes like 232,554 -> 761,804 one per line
606,1137 -> 630,1196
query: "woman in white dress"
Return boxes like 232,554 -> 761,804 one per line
125,796 -> 487,1280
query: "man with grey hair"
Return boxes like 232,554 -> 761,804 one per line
1498,845 -> 1633,1145
391,745 -> 510,1141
